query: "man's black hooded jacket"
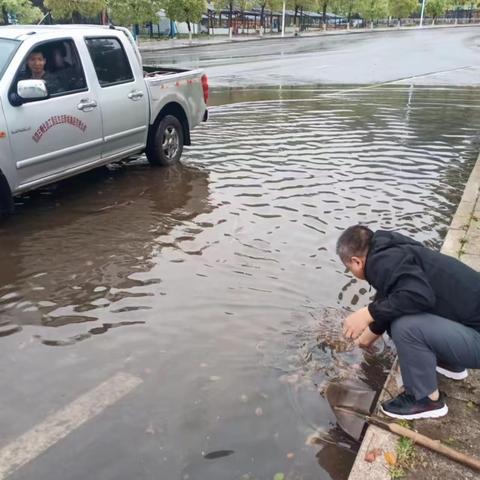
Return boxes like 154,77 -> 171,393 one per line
365,231 -> 480,335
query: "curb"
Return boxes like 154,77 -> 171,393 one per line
442,153 -> 480,258
348,151 -> 480,480
139,23 -> 480,53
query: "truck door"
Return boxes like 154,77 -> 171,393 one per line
3,38 -> 103,191
84,36 -> 149,160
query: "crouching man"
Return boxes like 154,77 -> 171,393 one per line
336,225 -> 480,420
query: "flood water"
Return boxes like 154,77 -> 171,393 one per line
1,85 -> 479,480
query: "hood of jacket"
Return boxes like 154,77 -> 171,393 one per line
365,230 -> 422,283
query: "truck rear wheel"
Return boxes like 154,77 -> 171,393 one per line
146,115 -> 184,167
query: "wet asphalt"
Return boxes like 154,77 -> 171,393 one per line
143,26 -> 480,87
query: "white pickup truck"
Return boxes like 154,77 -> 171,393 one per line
0,25 -> 208,215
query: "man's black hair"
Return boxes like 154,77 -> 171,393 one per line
29,48 -> 45,57
336,225 -> 374,263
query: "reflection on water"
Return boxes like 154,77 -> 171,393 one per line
1,85 -> 479,480
0,163 -> 212,344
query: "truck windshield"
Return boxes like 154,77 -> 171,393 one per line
0,39 -> 20,80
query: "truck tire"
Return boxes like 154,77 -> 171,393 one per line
0,174 -> 14,218
146,115 -> 184,167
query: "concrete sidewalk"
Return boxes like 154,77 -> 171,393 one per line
349,153 -> 480,479
138,23 -> 480,53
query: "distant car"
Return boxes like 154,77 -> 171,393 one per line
0,25 -> 209,216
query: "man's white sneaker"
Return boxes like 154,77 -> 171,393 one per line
436,364 -> 468,381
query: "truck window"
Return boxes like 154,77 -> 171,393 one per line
0,38 -> 20,80
85,37 -> 134,88
11,39 -> 87,101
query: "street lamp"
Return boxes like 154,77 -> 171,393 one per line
419,0 -> 426,27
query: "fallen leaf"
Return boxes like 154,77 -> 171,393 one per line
255,407 -> 263,416
305,433 -> 322,445
365,451 -> 376,463
286,452 -> 295,460
273,473 -> 285,480
384,451 -> 397,466
364,448 -> 382,463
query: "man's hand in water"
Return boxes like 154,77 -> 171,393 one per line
354,328 -> 381,348
343,306 -> 373,340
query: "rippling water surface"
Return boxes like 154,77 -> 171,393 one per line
1,85 -> 479,480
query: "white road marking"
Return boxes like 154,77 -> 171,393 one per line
0,372 -> 143,479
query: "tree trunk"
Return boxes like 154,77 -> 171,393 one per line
260,5 -> 265,35
210,11 -> 215,36
322,2 -> 327,25
229,2 -> 233,38
270,9 -> 273,33
300,6 -> 303,31
294,6 -> 298,26
187,21 -> 192,43
2,6 -> 9,25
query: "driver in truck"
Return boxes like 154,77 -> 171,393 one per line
17,48 -> 61,95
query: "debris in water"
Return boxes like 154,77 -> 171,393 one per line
305,433 -> 323,446
203,450 -> 235,460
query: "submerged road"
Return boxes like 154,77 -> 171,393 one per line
142,26 -> 480,87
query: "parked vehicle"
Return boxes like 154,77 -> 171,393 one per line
0,25 -> 208,215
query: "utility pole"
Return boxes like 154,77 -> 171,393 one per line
419,0 -> 426,27
281,0 -> 286,37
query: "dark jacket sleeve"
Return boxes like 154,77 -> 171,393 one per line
367,251 -> 436,335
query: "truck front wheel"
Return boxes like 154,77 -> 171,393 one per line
0,174 -> 14,219
146,115 -> 184,167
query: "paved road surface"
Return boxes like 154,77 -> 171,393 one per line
142,27 -> 480,87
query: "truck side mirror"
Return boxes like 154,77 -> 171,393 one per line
13,79 -> 48,106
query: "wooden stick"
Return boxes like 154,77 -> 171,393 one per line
334,406 -> 480,472
389,423 -> 480,472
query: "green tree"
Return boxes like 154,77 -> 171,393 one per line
213,0 -> 237,36
318,0 -> 329,25
452,0 -> 479,21
330,0 -> 360,21
254,0 -> 283,31
388,0 -> 418,20
45,0 -> 104,21
287,0 -> 317,28
357,0 -> 388,24
1,0 -> 43,23
108,0 -> 161,26
426,0 -> 451,22
162,0 -> 206,41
